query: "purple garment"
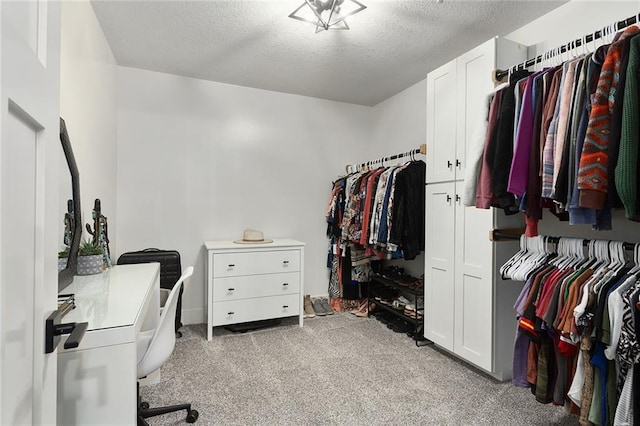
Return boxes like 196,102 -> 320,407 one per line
508,71 -> 544,196
514,276 -> 534,316
512,274 -> 535,388
512,328 -> 531,387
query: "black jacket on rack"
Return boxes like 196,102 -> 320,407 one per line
389,160 -> 425,260
489,69 -> 532,215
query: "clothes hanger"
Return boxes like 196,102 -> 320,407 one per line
505,235 -> 531,281
567,238 -> 584,269
610,22 -> 617,42
500,235 -> 524,279
509,236 -> 531,282
551,237 -> 567,268
627,243 -> 640,276
521,235 -> 550,280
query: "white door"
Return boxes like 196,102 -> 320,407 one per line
455,38 -> 496,181
426,60 -> 456,183
424,182 -> 455,350
1,1 -> 61,424
453,186 -> 493,371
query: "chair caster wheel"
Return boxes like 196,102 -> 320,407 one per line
186,409 -> 199,423
140,402 -> 149,410
176,331 -> 183,338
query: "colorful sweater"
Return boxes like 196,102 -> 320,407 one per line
577,26 -> 640,209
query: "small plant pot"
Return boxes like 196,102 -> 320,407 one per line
77,254 -> 103,275
58,257 -> 68,272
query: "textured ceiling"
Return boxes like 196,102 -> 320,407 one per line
90,0 -> 567,106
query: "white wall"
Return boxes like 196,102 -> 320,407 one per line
506,0 -> 640,56
60,1 -> 118,256
369,79 -> 428,277
370,78 -> 427,158
116,67 -> 371,324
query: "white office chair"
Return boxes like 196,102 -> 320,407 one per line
136,266 -> 198,425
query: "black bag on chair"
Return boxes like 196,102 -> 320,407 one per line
117,248 -> 184,337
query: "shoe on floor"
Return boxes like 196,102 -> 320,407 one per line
304,295 -> 316,318
320,298 -> 334,315
312,298 -> 327,316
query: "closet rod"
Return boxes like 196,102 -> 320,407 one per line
346,144 -> 427,173
491,230 -> 638,252
494,13 -> 640,81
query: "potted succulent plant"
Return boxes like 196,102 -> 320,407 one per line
76,239 -> 104,275
58,247 -> 70,272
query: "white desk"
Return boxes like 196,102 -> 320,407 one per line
57,263 -> 160,425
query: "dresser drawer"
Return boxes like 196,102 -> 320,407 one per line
212,294 -> 300,326
213,250 -> 300,277
213,273 -> 300,302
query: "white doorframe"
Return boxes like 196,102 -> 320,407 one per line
0,1 -> 61,424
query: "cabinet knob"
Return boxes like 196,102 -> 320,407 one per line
227,311 -> 234,315
227,288 -> 235,291
447,160 -> 452,168
282,305 -> 289,309
282,283 -> 289,286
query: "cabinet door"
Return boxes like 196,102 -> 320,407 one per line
426,60 -> 457,183
424,182 -> 455,350
453,184 -> 494,371
455,38 -> 496,181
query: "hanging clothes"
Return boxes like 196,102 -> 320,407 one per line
502,236 -> 640,425
465,22 -> 640,234
325,160 -> 426,301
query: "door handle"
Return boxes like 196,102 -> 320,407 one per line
45,305 -> 88,353
446,194 -> 452,202
456,159 -> 461,167
447,160 -> 452,168
455,194 -> 461,202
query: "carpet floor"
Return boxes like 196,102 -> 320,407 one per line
140,314 -> 580,425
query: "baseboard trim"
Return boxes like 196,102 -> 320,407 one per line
181,307 -> 204,325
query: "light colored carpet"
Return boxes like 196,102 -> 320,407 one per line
140,314 -> 580,425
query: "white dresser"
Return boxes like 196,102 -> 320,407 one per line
204,239 -> 305,340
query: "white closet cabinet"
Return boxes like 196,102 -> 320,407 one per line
424,37 -> 525,380
426,37 -> 525,184
425,182 -> 522,379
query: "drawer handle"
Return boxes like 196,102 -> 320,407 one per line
282,260 -> 289,265
227,288 -> 235,291
282,305 -> 289,308
227,311 -> 234,315
282,283 -> 289,286
228,264 -> 235,268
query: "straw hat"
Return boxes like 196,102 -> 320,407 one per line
233,229 -> 273,244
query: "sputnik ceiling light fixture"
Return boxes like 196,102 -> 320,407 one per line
289,0 -> 367,33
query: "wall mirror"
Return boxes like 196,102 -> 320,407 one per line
58,117 -> 82,291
